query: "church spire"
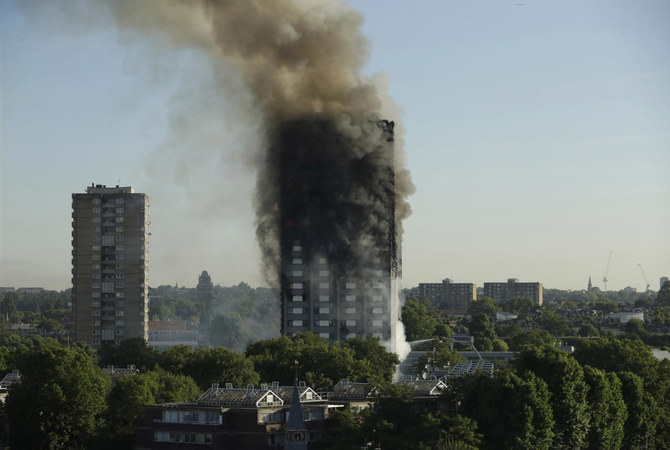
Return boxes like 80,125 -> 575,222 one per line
588,276 -> 593,292
285,361 -> 307,449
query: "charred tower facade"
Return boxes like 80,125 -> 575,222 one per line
279,118 -> 399,347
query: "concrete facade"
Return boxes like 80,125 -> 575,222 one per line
483,278 -> 543,306
72,184 -> 149,347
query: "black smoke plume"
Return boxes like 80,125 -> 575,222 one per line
30,0 -> 414,287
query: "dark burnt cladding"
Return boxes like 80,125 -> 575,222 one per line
277,116 -> 398,344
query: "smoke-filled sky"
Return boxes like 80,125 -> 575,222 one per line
1,0 -> 669,292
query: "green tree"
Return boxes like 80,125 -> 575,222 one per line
183,347 -> 259,389
513,346 -> 590,449
417,341 -> 464,373
455,370 -> 554,450
583,366 -> 626,450
402,297 -> 438,341
617,371 -> 658,450
0,293 -> 20,323
578,323 -> 599,337
469,313 -> 496,350
209,311 -> 250,351
104,369 -> 200,448
540,311 -> 573,336
504,297 -> 537,316
656,280 -> 670,306
343,335 -> 400,382
246,333 -> 358,389
469,296 -> 501,320
6,339 -> 111,449
624,318 -> 647,337
97,337 -> 159,371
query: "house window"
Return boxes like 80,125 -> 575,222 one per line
115,235 -> 124,241
346,320 -> 357,326
92,198 -> 100,204
92,339 -> 100,346
345,307 -> 356,314
291,282 -> 303,289
346,282 -> 356,289
115,245 -> 124,251
115,320 -> 125,326
115,217 -> 124,223
116,273 -> 124,279
92,320 -> 100,326
292,270 -> 303,277
319,295 -> 329,302
91,226 -> 100,232
115,282 -> 124,288
345,295 -> 356,302
292,258 -> 303,265
92,216 -> 100,223
115,198 -> 124,204
318,307 -> 329,314
292,295 -> 303,302
92,255 -> 100,261
115,226 -> 124,232
92,310 -> 100,317
115,311 -> 124,317
115,329 -> 124,336
92,329 -> 100,335
102,235 -> 114,246
92,245 -> 100,251
116,207 -> 124,213
319,332 -> 330,339
116,292 -> 125,298
372,307 -> 383,314
289,320 -> 303,327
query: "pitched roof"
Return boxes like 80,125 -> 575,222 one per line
197,384 -> 284,408
396,379 -> 448,396
0,370 -> 21,389
328,380 -> 375,400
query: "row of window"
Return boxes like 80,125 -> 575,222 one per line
310,331 -> 383,339
91,207 -> 124,213
154,432 -> 212,445
91,320 -> 124,326
91,301 -> 125,307
290,296 -> 384,304
162,410 -> 220,425
92,329 -> 124,336
92,198 -> 124,205
91,339 -> 124,346
91,292 -> 125,298
92,310 -> 125,317
288,319 -> 385,328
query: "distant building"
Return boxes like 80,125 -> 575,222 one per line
483,278 -> 543,306
623,286 -> 637,294
661,277 -> 669,290
16,287 -> 45,294
417,278 -> 476,315
72,184 -> 149,347
0,288 -> 15,295
197,271 -> 214,303
148,320 -> 199,351
587,276 -> 593,292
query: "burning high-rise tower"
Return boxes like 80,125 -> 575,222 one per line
277,117 -> 399,347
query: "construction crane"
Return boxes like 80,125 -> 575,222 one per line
603,251 -> 613,292
638,263 -> 651,300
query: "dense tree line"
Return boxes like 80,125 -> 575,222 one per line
0,331 -> 397,449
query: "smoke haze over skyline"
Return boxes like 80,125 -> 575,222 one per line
1,0 -> 669,292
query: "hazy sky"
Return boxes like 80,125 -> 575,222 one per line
1,0 -> 668,292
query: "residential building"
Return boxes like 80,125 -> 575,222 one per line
133,381 -> 328,449
279,119 -> 399,348
661,277 -> 669,290
417,278 -> 476,315
483,279 -> 543,306
71,184 -> 149,347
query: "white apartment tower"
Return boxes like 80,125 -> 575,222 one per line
72,184 -> 149,346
